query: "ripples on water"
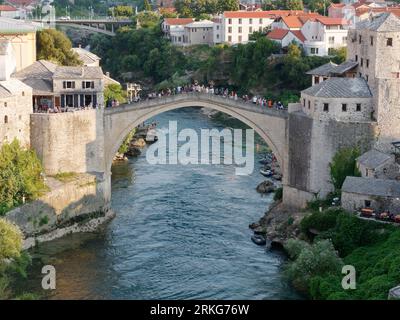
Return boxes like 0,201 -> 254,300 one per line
26,108 -> 300,300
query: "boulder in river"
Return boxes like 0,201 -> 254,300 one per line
256,180 -> 276,194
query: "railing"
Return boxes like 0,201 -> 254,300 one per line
105,92 -> 288,118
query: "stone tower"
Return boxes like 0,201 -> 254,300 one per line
347,13 -> 400,152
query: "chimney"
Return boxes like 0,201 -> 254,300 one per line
81,67 -> 84,77
106,71 -> 110,77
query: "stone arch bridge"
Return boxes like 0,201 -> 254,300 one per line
30,93 -> 325,214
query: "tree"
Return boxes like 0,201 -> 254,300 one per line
110,5 -> 134,17
0,140 -> 47,215
218,0 -> 239,12
0,219 -> 22,262
262,0 -> 278,10
104,84 -> 126,106
329,147 -> 361,191
36,29 -> 81,66
143,0 -> 152,11
284,0 -> 304,10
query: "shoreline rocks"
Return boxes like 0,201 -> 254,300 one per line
256,180 -> 276,194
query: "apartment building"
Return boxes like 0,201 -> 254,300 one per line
161,18 -> 194,45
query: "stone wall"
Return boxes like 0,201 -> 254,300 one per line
342,191 -> 400,213
5,173 -> 110,238
30,109 -> 105,175
309,118 -> 376,197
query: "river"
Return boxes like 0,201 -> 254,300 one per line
23,107 -> 300,300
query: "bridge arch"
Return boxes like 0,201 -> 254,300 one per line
103,93 -> 288,184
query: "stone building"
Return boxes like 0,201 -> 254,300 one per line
12,60 -> 107,111
356,148 -> 400,179
72,46 -> 101,67
183,20 -> 215,46
347,13 -> 400,152
0,41 -> 32,148
342,176 -> 400,213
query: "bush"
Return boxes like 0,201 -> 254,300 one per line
273,187 -> 283,201
300,209 -> 340,235
284,239 -> 343,294
0,140 -> 46,214
330,147 -> 361,191
0,219 -> 23,262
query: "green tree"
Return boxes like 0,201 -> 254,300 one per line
36,29 -> 81,66
110,5 -> 134,17
217,0 -> 239,12
285,239 -> 344,294
0,140 -> 46,215
0,219 -> 22,262
104,84 -> 126,106
284,0 -> 304,10
135,11 -> 160,28
143,0 -> 152,11
329,147 -> 361,191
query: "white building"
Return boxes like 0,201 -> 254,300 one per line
221,11 -> 275,44
161,18 -> 194,46
0,4 -> 19,18
302,17 -> 349,56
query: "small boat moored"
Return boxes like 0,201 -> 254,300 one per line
260,169 -> 273,177
251,234 -> 267,246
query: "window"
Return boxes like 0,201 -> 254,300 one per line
303,98 -> 305,107
228,26 -> 232,33
238,26 -> 242,33
364,200 -> 371,207
323,103 -> 329,112
4,115 -> 8,124
238,35 -> 242,42
216,25 -> 219,30
308,100 -> 311,109
228,19 -> 232,24
328,36 -> 335,44
342,103 -> 347,112
366,59 -> 369,68
63,81 -> 75,89
361,58 -> 363,67
259,18 -> 262,24
216,34 -> 219,39
366,75 -> 369,82
249,18 -> 253,24
82,81 -> 94,89
22,91 -> 25,96
356,103 -> 361,112
355,54 -> 358,62
387,38 -> 393,46
359,35 -> 362,43
370,36 -> 373,46
249,27 -> 253,33
238,18 -> 242,24
310,48 -> 319,54
4,102 -> 7,107
228,35 -> 232,42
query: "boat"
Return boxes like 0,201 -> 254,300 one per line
260,169 -> 273,177
251,234 -> 267,246
145,129 -> 158,144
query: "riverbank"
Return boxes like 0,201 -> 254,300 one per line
5,173 -> 111,249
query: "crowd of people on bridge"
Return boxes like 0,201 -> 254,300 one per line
126,81 -> 287,111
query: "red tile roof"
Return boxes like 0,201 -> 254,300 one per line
281,15 -> 303,28
267,28 -> 289,40
316,17 -> 349,25
0,4 -> 17,11
164,18 -> 194,25
224,10 -> 276,18
291,30 -> 306,42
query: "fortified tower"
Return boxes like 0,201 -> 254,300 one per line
347,13 -> 400,152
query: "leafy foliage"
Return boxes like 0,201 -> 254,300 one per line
174,0 -> 239,17
109,5 -> 134,17
292,209 -> 400,299
329,147 -> 361,191
284,239 -> 343,294
104,84 -> 127,106
0,219 -> 22,261
0,140 -> 47,215
37,29 -> 81,66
